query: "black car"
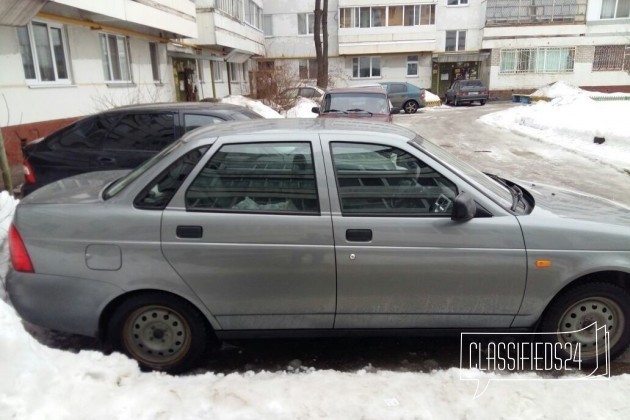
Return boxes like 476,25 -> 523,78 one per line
21,102 -> 262,195
445,79 -> 489,106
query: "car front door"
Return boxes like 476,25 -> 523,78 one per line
320,135 -> 527,329
160,134 -> 336,330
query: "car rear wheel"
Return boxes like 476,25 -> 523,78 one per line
403,100 -> 419,114
108,292 -> 210,373
539,283 -> 630,364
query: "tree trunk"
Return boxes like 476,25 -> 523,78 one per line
314,0 -> 329,89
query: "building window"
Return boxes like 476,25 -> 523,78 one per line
100,33 -> 132,82
601,0 -> 630,19
217,0 -> 243,20
299,59 -> 318,79
340,5 -> 435,28
445,30 -> 466,52
212,62 -> 223,82
447,0 -> 469,5
593,45 -> 628,71
16,21 -> 70,83
149,42 -> 160,82
229,62 -> 240,82
352,56 -> 381,78
263,15 -> 273,36
407,55 -> 419,76
298,13 -> 315,35
499,48 -> 575,74
244,0 -> 262,29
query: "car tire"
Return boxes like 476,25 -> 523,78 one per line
108,292 -> 210,373
480,100 -> 486,105
403,100 -> 419,114
539,282 -> 630,365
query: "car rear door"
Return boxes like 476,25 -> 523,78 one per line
387,83 -> 407,107
160,133 -> 336,330
95,112 -> 178,171
320,134 -> 527,329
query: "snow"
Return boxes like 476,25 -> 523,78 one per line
424,90 -> 441,103
282,98 -> 319,118
220,95 -> 283,119
480,83 -> 630,173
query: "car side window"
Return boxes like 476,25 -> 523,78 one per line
299,88 -> 316,98
331,142 -> 458,216
104,113 -> 176,151
390,84 -> 406,94
47,115 -> 119,151
185,142 -> 320,214
184,114 -> 224,133
135,146 -> 208,210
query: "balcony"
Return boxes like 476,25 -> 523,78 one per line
486,0 -> 587,26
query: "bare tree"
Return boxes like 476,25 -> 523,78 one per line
314,0 -> 329,89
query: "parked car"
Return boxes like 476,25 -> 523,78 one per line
20,102 -> 263,196
8,119 -> 630,373
380,82 -> 426,114
445,79 -> 489,106
279,85 -> 325,103
312,87 -> 399,122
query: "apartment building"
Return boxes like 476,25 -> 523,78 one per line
0,0 -> 197,165
482,0 -> 630,95
188,0 -> 265,99
262,0 -> 629,96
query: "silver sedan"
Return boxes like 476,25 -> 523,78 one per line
7,119 -> 630,373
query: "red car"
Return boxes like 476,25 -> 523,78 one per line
312,87 -> 399,123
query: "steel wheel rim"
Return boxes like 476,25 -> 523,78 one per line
123,305 -> 192,367
556,297 -> 624,358
405,102 -> 417,113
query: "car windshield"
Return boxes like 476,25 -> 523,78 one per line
461,80 -> 483,87
103,140 -> 184,200
410,137 -> 514,208
323,93 -> 389,114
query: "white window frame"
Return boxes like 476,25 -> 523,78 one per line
17,21 -> 71,85
299,59 -> 318,79
99,33 -> 133,83
445,30 -> 466,52
212,61 -> 223,82
244,0 -> 262,30
298,12 -> 315,35
600,0 -> 630,19
447,0 -> 469,6
499,47 -> 575,74
340,5 -> 436,28
406,55 -> 419,77
352,56 -> 381,79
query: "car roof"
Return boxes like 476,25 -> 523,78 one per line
108,102 -> 253,113
324,86 -> 387,94
183,118 -> 417,143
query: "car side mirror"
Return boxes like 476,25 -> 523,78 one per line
390,107 -> 401,114
451,191 -> 476,221
311,107 -> 320,114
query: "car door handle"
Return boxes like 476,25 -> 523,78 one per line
176,225 -> 203,239
96,156 -> 117,166
346,229 -> 372,242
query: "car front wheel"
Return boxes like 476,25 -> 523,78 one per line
480,100 -> 486,105
108,292 -> 210,373
539,283 -> 630,364
403,100 -> 419,114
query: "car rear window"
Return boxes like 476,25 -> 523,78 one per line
323,92 -> 389,114
461,80 -> 483,87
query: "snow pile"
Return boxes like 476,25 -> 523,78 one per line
480,85 -> 630,172
531,81 -> 588,99
283,98 -> 319,118
0,191 -> 18,300
1,298 -> 630,419
424,90 -> 441,103
221,95 -> 283,119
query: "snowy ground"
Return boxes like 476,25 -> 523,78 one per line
2,87 -> 630,418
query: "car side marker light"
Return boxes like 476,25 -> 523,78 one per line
535,260 -> 552,268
